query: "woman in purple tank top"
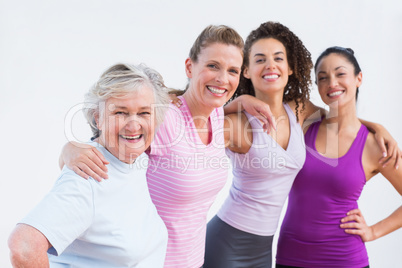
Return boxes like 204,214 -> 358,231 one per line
276,47 -> 402,268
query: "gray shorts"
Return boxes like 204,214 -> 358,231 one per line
204,215 -> 273,268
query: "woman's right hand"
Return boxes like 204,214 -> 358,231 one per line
59,141 -> 109,182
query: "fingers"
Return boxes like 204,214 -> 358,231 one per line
258,107 -> 276,131
93,149 -> 110,168
343,228 -> 364,237
379,143 -> 400,169
345,208 -> 361,216
340,221 -> 360,230
341,209 -> 364,224
83,152 -> 109,180
395,149 -> 401,170
72,166 -> 90,180
341,214 -> 361,224
171,98 -> 182,108
377,134 -> 401,169
75,162 -> 104,182
254,113 -> 270,134
376,136 -> 388,162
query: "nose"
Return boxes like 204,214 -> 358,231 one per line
264,59 -> 276,70
328,76 -> 338,89
125,116 -> 141,132
216,70 -> 229,84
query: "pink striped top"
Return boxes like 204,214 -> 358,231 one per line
147,96 -> 228,268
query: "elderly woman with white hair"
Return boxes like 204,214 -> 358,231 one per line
8,63 -> 170,267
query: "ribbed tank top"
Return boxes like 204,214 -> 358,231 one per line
217,103 -> 306,236
277,120 -> 369,268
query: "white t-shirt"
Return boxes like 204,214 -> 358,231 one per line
20,142 -> 168,268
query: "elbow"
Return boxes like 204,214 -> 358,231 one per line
8,234 -> 28,266
8,232 -> 45,267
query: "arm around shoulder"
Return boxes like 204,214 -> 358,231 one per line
8,223 -> 52,267
59,141 -> 109,182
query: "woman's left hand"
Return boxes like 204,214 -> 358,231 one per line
340,209 -> 375,242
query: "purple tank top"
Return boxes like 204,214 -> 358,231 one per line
276,120 -> 369,268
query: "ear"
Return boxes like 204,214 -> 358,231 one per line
243,66 -> 251,79
185,58 -> 193,79
94,112 -> 102,131
288,67 -> 293,76
356,71 -> 363,88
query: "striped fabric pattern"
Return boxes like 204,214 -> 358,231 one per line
147,96 -> 228,268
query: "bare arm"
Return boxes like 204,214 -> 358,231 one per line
341,138 -> 402,242
224,95 -> 275,133
59,141 -> 109,182
8,224 -> 52,268
224,112 -> 253,153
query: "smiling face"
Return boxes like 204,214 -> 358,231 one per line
185,42 -> 242,111
243,38 -> 293,97
96,87 -> 155,164
315,53 -> 362,108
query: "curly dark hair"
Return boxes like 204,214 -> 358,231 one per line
231,21 -> 313,121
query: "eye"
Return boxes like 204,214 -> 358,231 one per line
275,57 -> 284,61
317,76 -> 327,81
229,68 -> 239,75
207,64 -> 218,69
256,58 -> 265,63
337,73 -> 346,77
139,112 -> 151,116
115,111 -> 128,115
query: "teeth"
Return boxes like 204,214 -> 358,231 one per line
121,134 -> 141,140
328,91 -> 343,97
263,75 -> 279,79
207,86 -> 225,94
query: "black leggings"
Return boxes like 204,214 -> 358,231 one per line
204,215 -> 273,268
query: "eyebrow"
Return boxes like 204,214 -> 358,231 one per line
208,60 -> 241,71
317,66 -> 347,75
335,66 -> 347,70
253,51 -> 285,57
113,105 -> 151,110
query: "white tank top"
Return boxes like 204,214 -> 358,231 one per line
217,103 -> 306,236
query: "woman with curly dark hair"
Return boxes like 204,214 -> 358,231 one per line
203,20 -> 319,268
204,21 -> 399,268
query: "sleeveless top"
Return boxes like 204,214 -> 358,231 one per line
276,120 -> 369,268
147,96 -> 228,267
218,103 -> 306,236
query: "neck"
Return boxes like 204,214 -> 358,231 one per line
96,138 -> 136,164
254,89 -> 285,117
324,103 -> 359,131
182,90 -> 214,129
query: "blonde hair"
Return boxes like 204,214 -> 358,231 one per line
189,25 -> 244,62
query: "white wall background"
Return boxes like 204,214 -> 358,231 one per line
1,0 -> 401,267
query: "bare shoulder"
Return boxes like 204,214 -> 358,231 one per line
287,99 -> 323,126
364,132 -> 383,160
224,112 -> 248,129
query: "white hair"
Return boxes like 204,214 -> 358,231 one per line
83,63 -> 170,138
